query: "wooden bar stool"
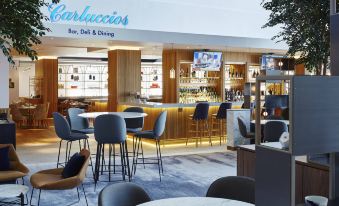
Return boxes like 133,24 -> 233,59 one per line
211,102 -> 232,145
186,103 -> 212,147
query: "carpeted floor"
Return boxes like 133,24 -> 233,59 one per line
23,152 -> 237,206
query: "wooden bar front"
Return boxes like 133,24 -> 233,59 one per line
118,102 -> 242,142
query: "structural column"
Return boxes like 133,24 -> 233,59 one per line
108,50 -> 141,111
35,58 -> 58,117
0,51 -> 9,110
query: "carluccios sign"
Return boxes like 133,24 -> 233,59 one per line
48,4 -> 129,26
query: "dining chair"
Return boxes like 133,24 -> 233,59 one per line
211,102 -> 232,145
133,111 -> 167,181
53,112 -> 89,168
186,103 -> 212,147
9,104 -> 26,128
263,121 -> 288,142
237,117 -> 255,144
206,176 -> 255,204
30,149 -> 90,206
0,144 -> 29,184
33,103 -> 49,128
98,182 -> 151,206
67,108 -> 94,134
94,114 -> 131,186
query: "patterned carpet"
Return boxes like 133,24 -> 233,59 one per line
21,152 -> 237,206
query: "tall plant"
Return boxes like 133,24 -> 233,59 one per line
262,0 -> 332,75
0,0 -> 59,63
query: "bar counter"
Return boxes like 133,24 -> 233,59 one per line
118,101 -> 243,142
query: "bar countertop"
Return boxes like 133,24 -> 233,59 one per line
119,101 -> 244,108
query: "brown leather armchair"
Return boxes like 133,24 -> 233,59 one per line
30,149 -> 90,206
0,144 -> 29,183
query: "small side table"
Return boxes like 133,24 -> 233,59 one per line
0,184 -> 29,205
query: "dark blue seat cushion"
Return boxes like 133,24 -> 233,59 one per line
127,128 -> 142,134
134,130 -> 156,139
62,153 -> 85,178
0,146 -> 10,171
72,127 -> 94,134
69,132 -> 89,141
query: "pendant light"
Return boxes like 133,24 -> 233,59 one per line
169,43 -> 176,79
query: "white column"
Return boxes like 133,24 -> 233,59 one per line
0,51 -> 9,108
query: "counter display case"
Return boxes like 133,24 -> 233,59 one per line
178,62 -> 221,103
141,63 -> 162,100
58,64 -> 108,98
224,64 -> 245,102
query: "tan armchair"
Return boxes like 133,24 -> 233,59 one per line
30,149 -> 90,206
0,144 -> 29,183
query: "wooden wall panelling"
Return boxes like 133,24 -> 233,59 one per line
302,165 -> 329,199
35,59 -> 58,117
162,50 -> 177,103
108,50 -> 141,111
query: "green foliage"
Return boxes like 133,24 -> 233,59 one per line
0,0 -> 59,63
262,0 -> 332,75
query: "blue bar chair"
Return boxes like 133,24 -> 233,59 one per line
123,107 -> 145,168
67,108 -> 94,134
211,102 -> 232,145
94,114 -> 131,187
53,112 -> 89,168
132,111 -> 167,181
263,121 -> 288,142
186,103 -> 212,147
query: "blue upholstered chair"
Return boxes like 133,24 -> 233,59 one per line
263,121 -> 288,142
68,108 -> 94,134
237,117 -> 255,144
99,183 -> 151,206
206,176 -> 255,204
123,107 -> 145,167
53,112 -> 89,168
211,102 -> 232,145
186,103 -> 212,147
123,107 -> 144,134
133,111 -> 167,181
94,114 -> 131,185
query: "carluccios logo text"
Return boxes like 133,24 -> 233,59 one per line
48,4 -> 128,26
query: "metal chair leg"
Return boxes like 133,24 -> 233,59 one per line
81,184 -> 89,206
57,140 -> 62,168
155,140 -> 162,181
140,140 -> 145,169
157,140 -> 164,173
119,143 -> 126,181
108,144 -> 112,182
124,141 -> 131,182
37,189 -> 41,206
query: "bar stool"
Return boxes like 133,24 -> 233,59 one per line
132,111 -> 167,181
52,112 -> 89,168
68,108 -> 94,135
186,103 -> 212,147
123,107 -> 145,168
94,114 -> 131,187
211,102 -> 232,145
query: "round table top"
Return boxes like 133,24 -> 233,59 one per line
138,197 -> 254,206
78,112 -> 148,119
0,184 -> 29,198
251,119 -> 289,125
